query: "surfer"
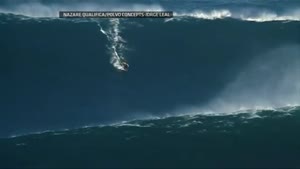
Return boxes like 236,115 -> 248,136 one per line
120,61 -> 129,71
120,57 -> 129,71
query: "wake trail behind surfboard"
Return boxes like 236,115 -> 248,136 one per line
97,19 -> 129,71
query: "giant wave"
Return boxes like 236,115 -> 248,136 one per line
0,0 -> 299,138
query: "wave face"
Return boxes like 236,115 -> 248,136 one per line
1,1 -> 300,167
1,107 -> 300,168
0,0 -> 300,138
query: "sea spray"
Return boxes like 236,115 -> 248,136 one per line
97,19 -> 128,70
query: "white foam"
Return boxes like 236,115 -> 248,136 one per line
174,9 -> 300,22
240,11 -> 300,22
16,143 -> 26,146
175,10 -> 232,20
98,19 -> 130,71
111,120 -> 153,128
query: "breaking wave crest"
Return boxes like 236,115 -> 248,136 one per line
8,105 -> 300,139
175,10 -> 232,20
0,2 -> 300,22
174,9 -> 300,22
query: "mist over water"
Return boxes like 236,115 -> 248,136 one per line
146,45 -> 300,118
206,45 -> 300,113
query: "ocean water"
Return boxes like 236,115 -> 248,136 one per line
0,0 -> 300,168
1,107 -> 300,168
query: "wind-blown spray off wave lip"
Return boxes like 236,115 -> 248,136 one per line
202,45 -> 300,116
158,45 -> 300,118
